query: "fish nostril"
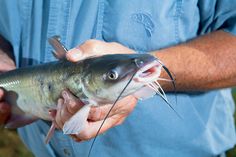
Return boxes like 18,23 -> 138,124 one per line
134,59 -> 144,68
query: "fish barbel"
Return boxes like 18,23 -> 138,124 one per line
0,53 -> 162,133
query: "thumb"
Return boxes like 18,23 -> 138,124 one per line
66,40 -> 106,62
66,47 -> 84,62
66,39 -> 135,62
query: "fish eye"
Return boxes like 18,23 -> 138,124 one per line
107,70 -> 119,80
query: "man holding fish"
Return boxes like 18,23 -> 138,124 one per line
0,1 -> 236,157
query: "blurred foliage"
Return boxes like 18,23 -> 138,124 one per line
226,88 -> 236,157
0,89 -> 235,157
0,129 -> 33,157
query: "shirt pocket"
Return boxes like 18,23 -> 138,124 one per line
101,0 -> 182,52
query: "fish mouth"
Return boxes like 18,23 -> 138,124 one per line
134,61 -> 162,83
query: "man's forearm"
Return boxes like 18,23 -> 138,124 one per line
0,35 -> 15,72
152,31 -> 236,92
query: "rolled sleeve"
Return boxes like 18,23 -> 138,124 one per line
198,0 -> 236,35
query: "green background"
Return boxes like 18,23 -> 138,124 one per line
0,89 -> 236,157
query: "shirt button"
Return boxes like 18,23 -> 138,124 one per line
63,148 -> 71,156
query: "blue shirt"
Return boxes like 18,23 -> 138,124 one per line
0,0 -> 236,157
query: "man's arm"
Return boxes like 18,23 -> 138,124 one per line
152,31 -> 236,91
57,30 -> 236,142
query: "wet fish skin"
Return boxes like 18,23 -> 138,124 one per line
0,61 -> 80,120
0,53 -> 157,127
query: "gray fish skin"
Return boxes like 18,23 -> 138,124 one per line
0,61 -> 82,120
0,54 -> 157,126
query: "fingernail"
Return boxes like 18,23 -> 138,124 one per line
67,48 -> 83,61
62,91 -> 71,105
62,90 -> 68,99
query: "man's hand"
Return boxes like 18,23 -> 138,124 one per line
55,40 -> 138,141
0,50 -> 16,125
0,89 -> 11,125
56,90 -> 137,142
66,39 -> 135,62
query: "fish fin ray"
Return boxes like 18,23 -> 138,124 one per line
133,86 -> 156,100
63,105 -> 90,134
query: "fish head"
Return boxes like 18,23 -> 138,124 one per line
81,54 -> 162,104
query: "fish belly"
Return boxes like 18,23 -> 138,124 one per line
0,63 -> 69,120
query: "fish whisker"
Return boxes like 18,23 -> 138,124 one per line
146,83 -> 159,93
150,81 -> 168,102
148,80 -> 182,119
87,72 -> 137,157
156,77 -> 173,82
154,80 -> 168,100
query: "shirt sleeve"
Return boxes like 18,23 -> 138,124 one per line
0,1 -> 22,66
198,0 -> 236,35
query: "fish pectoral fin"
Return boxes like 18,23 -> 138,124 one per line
133,86 -> 156,100
63,105 -> 90,135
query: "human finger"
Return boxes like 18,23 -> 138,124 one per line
0,102 -> 11,124
0,88 -> 4,101
66,40 -> 135,62
76,114 -> 121,141
74,97 -> 137,141
88,104 -> 113,121
88,95 -> 137,121
66,40 -> 107,62
55,90 -> 85,129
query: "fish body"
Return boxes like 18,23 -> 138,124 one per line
0,54 -> 161,128
1,61 -> 82,120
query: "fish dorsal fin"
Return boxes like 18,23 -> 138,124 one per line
48,36 -> 68,60
63,105 -> 91,134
